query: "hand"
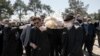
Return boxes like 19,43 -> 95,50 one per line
30,43 -> 37,49
0,30 -> 2,34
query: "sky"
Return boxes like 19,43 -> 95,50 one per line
10,0 -> 100,20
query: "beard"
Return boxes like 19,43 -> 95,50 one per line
64,22 -> 73,30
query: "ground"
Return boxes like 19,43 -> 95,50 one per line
84,37 -> 100,56
93,39 -> 100,56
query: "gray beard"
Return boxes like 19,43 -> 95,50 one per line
64,22 -> 73,30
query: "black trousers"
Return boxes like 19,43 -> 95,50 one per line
25,44 -> 31,56
31,47 -> 42,56
62,49 -> 83,56
97,30 -> 100,47
84,35 -> 95,56
49,45 -> 60,56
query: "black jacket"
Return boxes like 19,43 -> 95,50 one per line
2,27 -> 23,56
30,27 -> 50,56
62,26 -> 84,56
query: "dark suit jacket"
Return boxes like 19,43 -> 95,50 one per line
30,27 -> 50,56
62,26 -> 84,56
30,27 -> 41,47
88,23 -> 96,37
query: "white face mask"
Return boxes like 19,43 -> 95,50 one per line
88,21 -> 92,23
5,24 -> 9,27
84,22 -> 88,24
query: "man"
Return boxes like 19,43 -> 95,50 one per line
29,17 -> 42,56
29,17 -> 50,56
40,14 -> 46,21
96,20 -> 100,47
20,16 -> 35,56
82,18 -> 96,56
62,14 -> 84,56
2,21 -> 23,56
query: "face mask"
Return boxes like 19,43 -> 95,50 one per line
88,21 -> 91,23
84,22 -> 88,24
5,24 -> 9,27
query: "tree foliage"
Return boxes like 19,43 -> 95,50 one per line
42,4 -> 54,16
0,0 -> 13,20
28,0 -> 54,16
0,0 -> 53,20
63,0 -> 89,17
69,0 -> 89,15
98,10 -> 100,20
28,0 -> 42,16
13,0 -> 28,22
91,9 -> 100,20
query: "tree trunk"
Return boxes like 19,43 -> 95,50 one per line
34,11 -> 37,16
19,9 -> 22,22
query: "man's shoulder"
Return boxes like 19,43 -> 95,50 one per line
20,24 -> 31,29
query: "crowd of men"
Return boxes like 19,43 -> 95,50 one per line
0,14 -> 100,56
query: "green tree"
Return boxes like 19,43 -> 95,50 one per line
90,9 -> 100,20
94,13 -> 98,20
63,0 -> 89,17
28,0 -> 54,16
42,4 -> 54,16
98,9 -> 100,20
62,9 -> 71,19
13,0 -> 27,22
0,0 -> 13,20
69,0 -> 89,15
28,0 -> 42,16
